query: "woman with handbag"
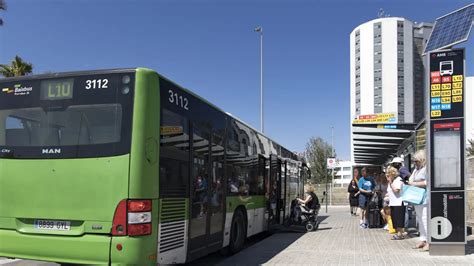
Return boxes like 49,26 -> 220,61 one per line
408,150 -> 429,251
386,166 -> 405,240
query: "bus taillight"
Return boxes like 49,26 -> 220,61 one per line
112,200 -> 128,236
112,199 -> 152,236
128,223 -> 152,236
128,200 -> 152,212
127,200 -> 152,236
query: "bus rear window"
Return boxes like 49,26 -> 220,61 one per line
0,72 -> 134,159
1,104 -> 122,146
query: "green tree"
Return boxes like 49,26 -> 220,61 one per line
0,55 -> 33,77
467,139 -> 474,157
304,137 -> 335,184
0,0 -> 6,26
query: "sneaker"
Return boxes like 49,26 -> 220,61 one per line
383,224 -> 389,230
359,223 -> 367,229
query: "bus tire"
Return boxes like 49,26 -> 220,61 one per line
229,208 -> 246,254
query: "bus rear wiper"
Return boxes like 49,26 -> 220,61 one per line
41,105 -> 68,112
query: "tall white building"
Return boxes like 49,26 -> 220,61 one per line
349,17 -> 432,162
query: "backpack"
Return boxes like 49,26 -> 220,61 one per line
368,200 -> 378,211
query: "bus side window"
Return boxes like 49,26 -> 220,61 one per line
160,109 -> 190,197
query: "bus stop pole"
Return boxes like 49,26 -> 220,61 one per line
325,175 -> 328,213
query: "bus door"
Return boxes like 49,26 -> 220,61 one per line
188,123 -> 209,259
280,160 -> 287,223
188,123 -> 224,260
207,130 -> 225,250
260,155 -> 270,227
269,155 -> 285,224
299,166 -> 306,198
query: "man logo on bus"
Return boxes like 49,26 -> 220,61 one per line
42,148 -> 61,154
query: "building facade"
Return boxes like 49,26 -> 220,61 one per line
349,17 -> 432,162
333,160 -> 353,187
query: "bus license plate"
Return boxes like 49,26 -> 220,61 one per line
34,220 -> 71,231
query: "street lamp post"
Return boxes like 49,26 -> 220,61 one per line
330,126 -> 334,206
254,26 -> 264,133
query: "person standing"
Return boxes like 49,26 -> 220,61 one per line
390,157 -> 411,184
408,150 -> 429,251
358,167 -> 375,228
347,179 -> 360,216
386,166 -> 405,240
353,168 -> 360,182
390,157 -> 412,229
375,173 -> 389,228
373,173 -> 387,208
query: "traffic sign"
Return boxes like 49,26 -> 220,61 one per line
327,158 -> 336,169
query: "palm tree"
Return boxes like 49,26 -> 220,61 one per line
0,0 -> 6,26
0,55 -> 33,77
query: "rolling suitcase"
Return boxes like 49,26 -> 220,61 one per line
368,201 -> 382,228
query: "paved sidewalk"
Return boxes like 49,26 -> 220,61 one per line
3,206 -> 474,265
217,206 -> 474,265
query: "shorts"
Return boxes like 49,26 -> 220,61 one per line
358,194 -> 371,209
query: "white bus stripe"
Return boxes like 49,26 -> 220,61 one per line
0,259 -> 21,265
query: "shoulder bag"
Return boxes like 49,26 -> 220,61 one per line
401,184 -> 426,205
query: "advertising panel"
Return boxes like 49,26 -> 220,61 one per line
430,119 -> 465,191
352,113 -> 397,124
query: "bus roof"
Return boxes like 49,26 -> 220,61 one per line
1,68 -> 301,161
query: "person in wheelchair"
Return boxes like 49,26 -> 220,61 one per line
286,185 -> 320,231
293,185 -> 320,223
297,185 -> 320,211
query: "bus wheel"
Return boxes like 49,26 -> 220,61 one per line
229,209 -> 246,254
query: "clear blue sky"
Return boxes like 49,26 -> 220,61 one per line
0,0 -> 473,160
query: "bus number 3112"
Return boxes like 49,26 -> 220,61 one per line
85,79 -> 108,89
168,89 -> 189,110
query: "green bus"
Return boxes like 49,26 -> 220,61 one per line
0,68 -> 310,265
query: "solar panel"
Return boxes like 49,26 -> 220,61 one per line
424,4 -> 474,53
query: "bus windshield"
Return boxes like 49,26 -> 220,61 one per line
0,72 -> 133,159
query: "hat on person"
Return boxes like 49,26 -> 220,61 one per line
390,157 -> 404,164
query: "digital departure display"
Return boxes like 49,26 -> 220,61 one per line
40,78 -> 74,100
